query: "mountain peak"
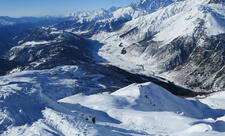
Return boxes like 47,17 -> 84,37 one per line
135,0 -> 182,10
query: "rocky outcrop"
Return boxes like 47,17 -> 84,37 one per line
170,34 -> 225,92
0,59 -> 18,76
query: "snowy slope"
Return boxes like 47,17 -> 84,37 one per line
60,82 -> 225,136
0,65 -> 144,136
0,66 -> 133,136
0,16 -> 69,57
91,0 -> 225,92
93,0 -> 225,52
1,66 -> 225,135
0,65 -> 92,135
1,0 -> 225,135
6,26 -> 92,69
70,0 -> 177,22
56,0 -> 182,37
1,24 -> 195,98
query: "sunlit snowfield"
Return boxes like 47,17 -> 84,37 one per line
0,0 -> 225,135
0,66 -> 225,136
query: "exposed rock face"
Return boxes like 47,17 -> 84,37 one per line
1,26 -> 193,96
1,0 -> 224,94
124,31 -> 225,92
170,34 -> 225,92
0,59 -> 17,76
91,0 -> 225,93
7,27 -> 93,69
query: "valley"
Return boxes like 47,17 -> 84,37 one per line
0,0 -> 225,135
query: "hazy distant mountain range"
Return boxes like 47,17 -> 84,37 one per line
0,0 -> 225,135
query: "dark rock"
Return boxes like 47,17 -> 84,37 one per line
121,48 -> 127,55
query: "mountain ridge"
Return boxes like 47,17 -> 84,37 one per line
90,0 -> 225,92
1,0 -> 225,135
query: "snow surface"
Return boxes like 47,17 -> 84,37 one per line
60,82 -> 225,136
93,0 -> 225,44
1,66 -> 225,135
0,19 -> 15,26
91,0 -> 225,76
70,0 -> 186,23
1,0 -> 225,135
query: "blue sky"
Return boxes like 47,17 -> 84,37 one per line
0,0 -> 138,17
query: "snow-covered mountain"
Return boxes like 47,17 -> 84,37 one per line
0,16 -> 68,27
1,71 -> 225,135
0,16 -> 69,57
43,0 -> 225,92
133,0 -> 181,11
91,0 -> 225,92
1,0 -> 225,135
1,26 -> 192,96
7,27 -> 92,68
55,0 -> 183,37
